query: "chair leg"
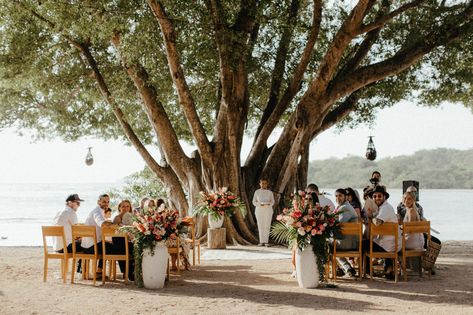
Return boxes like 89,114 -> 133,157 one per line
370,257 -> 373,281
43,257 -> 48,282
403,255 -> 407,282
71,258 -> 76,284
393,257 -> 397,283
92,259 -> 97,286
108,260 -> 113,280
63,259 -> 69,284
125,260 -> 129,284
358,256 -> 362,280
192,246 -> 196,266
176,250 -> 180,273
102,259 -> 107,285
332,256 -> 337,281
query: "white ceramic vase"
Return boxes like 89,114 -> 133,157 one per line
295,246 -> 319,288
208,215 -> 224,229
142,244 -> 169,289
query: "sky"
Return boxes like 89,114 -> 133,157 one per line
0,100 -> 472,184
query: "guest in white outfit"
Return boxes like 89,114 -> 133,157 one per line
252,179 -> 275,246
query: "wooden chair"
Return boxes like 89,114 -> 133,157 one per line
363,222 -> 400,283
41,226 -> 72,283
401,221 -> 430,281
101,226 -> 130,285
167,237 -> 182,273
71,225 -> 101,286
332,222 -> 363,281
184,217 -> 201,265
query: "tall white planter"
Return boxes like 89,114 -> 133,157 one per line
142,244 -> 169,289
295,246 -> 319,288
208,215 -> 224,229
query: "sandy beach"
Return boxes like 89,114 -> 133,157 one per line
1,241 -> 472,315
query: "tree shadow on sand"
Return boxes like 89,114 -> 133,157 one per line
334,258 -> 473,307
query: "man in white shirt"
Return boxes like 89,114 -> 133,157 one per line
53,194 -> 83,252
362,186 -> 401,280
53,194 -> 83,272
81,194 -> 114,274
306,183 -> 335,211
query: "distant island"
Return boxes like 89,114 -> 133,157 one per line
308,148 -> 473,189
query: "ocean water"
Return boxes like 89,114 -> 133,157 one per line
0,183 -> 471,246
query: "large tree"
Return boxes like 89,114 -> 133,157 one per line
1,0 -> 473,243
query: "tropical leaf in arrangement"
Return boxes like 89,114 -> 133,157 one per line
270,221 -> 295,247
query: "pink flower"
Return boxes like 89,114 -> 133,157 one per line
311,229 -> 317,236
297,227 -> 306,236
293,210 -> 303,218
276,214 -> 283,221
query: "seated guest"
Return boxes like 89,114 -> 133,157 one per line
397,186 -> 424,222
53,194 -> 83,272
156,198 -> 166,212
81,194 -> 114,277
346,187 -> 364,219
103,208 -> 112,221
306,183 -> 334,211
134,197 -> 149,214
113,200 -> 134,226
53,194 -> 83,253
401,192 -> 424,250
333,188 -> 359,277
362,186 -> 401,280
143,198 -> 156,211
362,186 -> 378,239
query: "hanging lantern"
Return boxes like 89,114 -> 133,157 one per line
365,136 -> 377,161
85,147 -> 94,166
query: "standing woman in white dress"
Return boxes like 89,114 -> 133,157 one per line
252,179 -> 275,246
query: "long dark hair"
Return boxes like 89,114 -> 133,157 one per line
305,191 -> 319,206
345,187 -> 361,209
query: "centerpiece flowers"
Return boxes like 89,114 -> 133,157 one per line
193,187 -> 246,228
270,191 -> 341,287
120,207 -> 186,288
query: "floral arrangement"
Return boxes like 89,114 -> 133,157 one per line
193,187 -> 246,220
270,191 -> 341,283
120,207 -> 186,287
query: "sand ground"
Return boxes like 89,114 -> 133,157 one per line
1,241 -> 472,315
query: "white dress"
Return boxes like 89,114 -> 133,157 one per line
252,189 -> 275,244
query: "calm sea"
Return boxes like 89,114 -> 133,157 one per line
0,183 -> 471,246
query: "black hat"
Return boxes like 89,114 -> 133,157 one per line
368,185 -> 389,199
66,194 -> 84,202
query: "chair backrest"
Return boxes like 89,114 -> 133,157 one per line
334,221 -> 362,253
71,225 -> 97,255
370,222 -> 399,252
101,225 -> 128,256
42,226 -> 67,254
403,221 -> 430,235
338,222 -> 362,236
370,222 -> 398,236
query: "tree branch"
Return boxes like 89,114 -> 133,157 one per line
246,0 -> 322,169
147,0 -> 212,165
256,0 -> 302,136
327,6 -> 473,107
111,34 -> 194,185
20,3 -> 191,213
359,0 -> 425,34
